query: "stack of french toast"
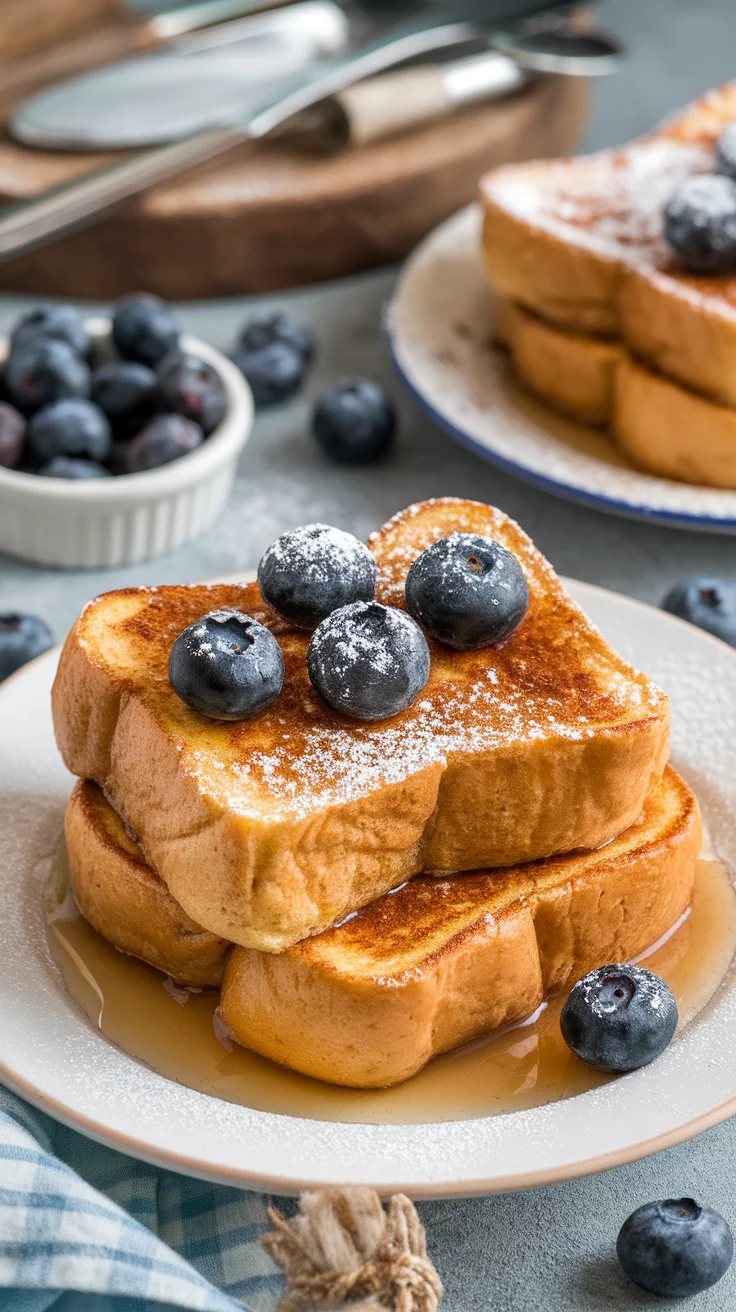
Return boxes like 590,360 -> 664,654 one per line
52,498 -> 700,1089
482,83 -> 736,489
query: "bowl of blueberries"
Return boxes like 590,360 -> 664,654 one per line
0,295 -> 252,569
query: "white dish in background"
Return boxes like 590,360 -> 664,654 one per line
0,319 -> 253,569
2,580 -> 736,1198
387,206 -> 736,534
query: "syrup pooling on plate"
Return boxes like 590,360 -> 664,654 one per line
45,843 -> 736,1127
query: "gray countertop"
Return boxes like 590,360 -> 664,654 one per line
2,0 -> 736,1307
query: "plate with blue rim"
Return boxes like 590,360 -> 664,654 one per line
386,206 -> 736,535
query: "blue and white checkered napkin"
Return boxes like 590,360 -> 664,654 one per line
0,1084 -> 285,1312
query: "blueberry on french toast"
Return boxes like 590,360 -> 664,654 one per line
664,173 -> 736,274
307,599 -> 430,721
169,609 -> 284,720
405,531 -> 529,650
258,523 -> 377,628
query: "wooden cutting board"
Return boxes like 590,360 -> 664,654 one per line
0,5 -> 588,298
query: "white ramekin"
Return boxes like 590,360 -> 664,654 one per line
0,318 -> 253,569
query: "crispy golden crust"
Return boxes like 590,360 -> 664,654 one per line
66,769 -> 700,1088
65,780 -> 231,987
221,766 -> 700,1086
481,82 -> 736,407
52,500 -> 669,952
495,298 -> 623,425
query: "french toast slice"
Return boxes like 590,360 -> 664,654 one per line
482,82 -> 736,406
65,770 -> 700,1088
65,780 -> 230,988
52,499 -> 669,952
496,296 -> 736,487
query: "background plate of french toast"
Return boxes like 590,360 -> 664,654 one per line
388,83 -> 736,533
2,499 -> 736,1196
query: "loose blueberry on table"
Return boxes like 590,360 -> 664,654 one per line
0,613 -> 54,682
405,532 -> 529,650
312,378 -> 395,464
617,1198 -> 733,1297
0,297 -> 227,477
169,609 -> 285,720
307,601 -> 430,720
258,524 -> 377,627
661,575 -> 736,646
560,963 -> 678,1073
232,310 -> 313,409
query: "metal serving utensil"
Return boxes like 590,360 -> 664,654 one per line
0,10 -> 489,264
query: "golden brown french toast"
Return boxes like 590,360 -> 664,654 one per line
52,499 -> 669,952
65,780 -> 230,987
65,769 -> 700,1088
495,296 -> 736,487
482,82 -> 736,406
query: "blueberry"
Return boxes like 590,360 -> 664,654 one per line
661,576 -> 736,646
27,398 -> 112,466
10,305 -> 92,361
4,340 -> 90,413
618,1198 -> 733,1298
232,341 -> 306,408
37,456 -> 111,479
0,613 -> 54,681
560,964 -> 678,1073
238,312 -> 314,365
307,600 -> 430,721
122,414 -> 203,473
90,362 -> 158,439
169,609 -> 284,720
312,379 -> 395,464
664,174 -> 736,274
0,402 -> 26,468
258,524 -> 377,628
157,351 -> 227,435
112,293 -> 180,367
716,122 -> 736,181
405,532 -> 529,651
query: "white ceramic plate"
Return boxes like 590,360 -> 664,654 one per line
3,581 -> 736,1198
387,206 -> 736,534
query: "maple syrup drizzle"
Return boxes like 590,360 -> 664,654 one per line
45,846 -> 736,1126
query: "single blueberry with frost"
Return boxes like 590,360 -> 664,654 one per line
405,532 -> 529,650
561,963 -> 678,1073
664,173 -> 736,274
169,610 -> 284,720
258,524 -> 377,627
307,600 -> 430,720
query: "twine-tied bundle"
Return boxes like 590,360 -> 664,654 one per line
261,1187 -> 443,1312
